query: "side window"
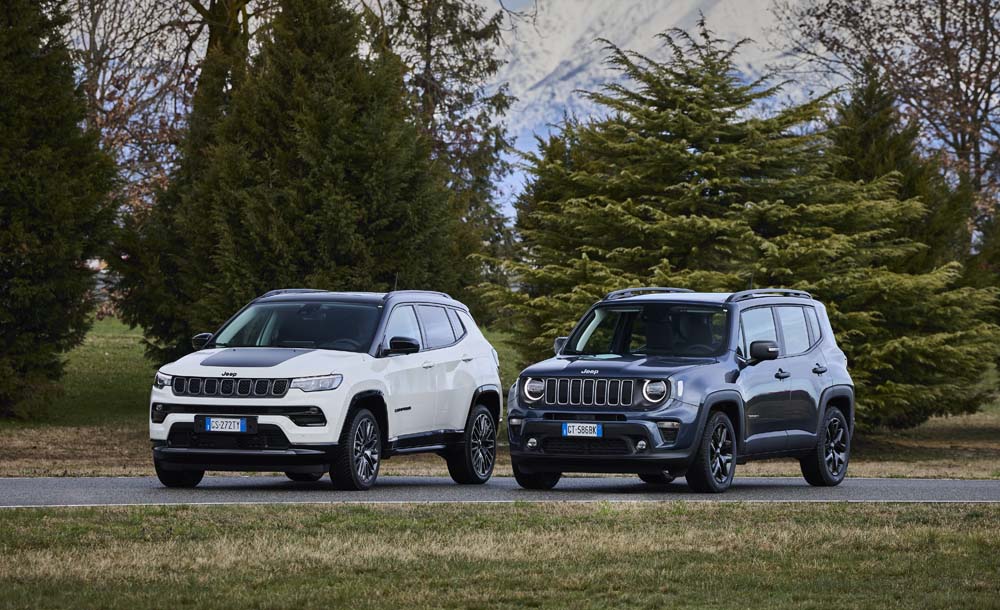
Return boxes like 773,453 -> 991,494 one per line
804,307 -> 822,345
417,305 -> 456,349
776,306 -> 810,355
447,308 -> 467,341
384,305 -> 421,349
741,307 -> 777,349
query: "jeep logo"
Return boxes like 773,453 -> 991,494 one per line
580,369 -> 599,375
221,371 -> 237,377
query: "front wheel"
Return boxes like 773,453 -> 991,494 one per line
330,408 -> 381,491
685,411 -> 736,493
512,461 -> 561,490
800,407 -> 850,486
446,405 -> 497,485
154,461 -> 204,488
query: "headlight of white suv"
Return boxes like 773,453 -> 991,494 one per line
153,371 -> 172,389
290,374 -> 343,392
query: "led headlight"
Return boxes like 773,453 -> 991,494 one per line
290,374 -> 343,392
642,379 -> 669,403
153,371 -> 173,389
523,377 -> 545,401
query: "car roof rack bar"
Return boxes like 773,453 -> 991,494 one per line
603,287 -> 694,301
258,288 -> 327,299
725,288 -> 812,303
383,289 -> 452,300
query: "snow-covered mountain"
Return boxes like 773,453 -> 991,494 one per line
494,0 -> 784,147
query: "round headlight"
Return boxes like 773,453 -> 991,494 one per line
523,377 -> 545,401
642,379 -> 668,403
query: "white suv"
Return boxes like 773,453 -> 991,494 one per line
150,289 -> 502,490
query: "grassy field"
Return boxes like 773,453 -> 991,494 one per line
1,318 -> 999,479
0,502 -> 997,609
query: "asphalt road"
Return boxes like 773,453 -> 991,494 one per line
1,475 -> 999,507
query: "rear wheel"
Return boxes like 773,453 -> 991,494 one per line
446,405 -> 497,485
512,461 -> 561,490
685,411 -> 736,493
330,408 -> 381,491
154,461 -> 204,488
638,471 -> 675,485
285,471 -> 324,482
800,407 -> 850,486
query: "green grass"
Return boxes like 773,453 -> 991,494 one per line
0,502 -> 997,609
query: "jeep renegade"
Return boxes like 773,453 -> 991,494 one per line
507,288 -> 854,493
150,289 -> 502,490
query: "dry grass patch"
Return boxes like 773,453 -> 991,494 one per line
0,503 -> 997,609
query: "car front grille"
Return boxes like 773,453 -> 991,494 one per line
542,437 -> 631,456
167,423 -> 290,450
538,378 -> 635,408
172,376 -> 289,398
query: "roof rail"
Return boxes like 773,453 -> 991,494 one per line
258,288 -> 327,299
603,287 -> 694,301
383,289 -> 452,300
725,288 -> 812,303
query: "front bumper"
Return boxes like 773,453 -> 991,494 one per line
153,442 -> 337,473
507,398 -> 702,475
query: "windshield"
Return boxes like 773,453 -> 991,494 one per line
565,303 -> 730,358
210,301 -> 381,352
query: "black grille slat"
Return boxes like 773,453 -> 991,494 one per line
543,437 -> 630,455
167,423 -> 290,450
534,377 -> 639,409
171,377 -> 290,398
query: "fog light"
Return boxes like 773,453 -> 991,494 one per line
526,437 -> 538,449
636,440 -> 647,451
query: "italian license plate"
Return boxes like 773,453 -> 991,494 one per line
204,417 -> 247,433
562,422 -> 602,437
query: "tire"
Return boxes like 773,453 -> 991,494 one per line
285,471 -> 324,482
638,472 -> 675,485
154,461 -> 204,488
330,408 -> 381,491
685,411 -> 736,493
446,404 -> 497,485
511,461 -> 561,490
800,407 -> 850,486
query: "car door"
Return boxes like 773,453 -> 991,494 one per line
736,306 -> 789,454
378,304 -> 436,439
414,305 -> 470,431
779,305 -> 828,449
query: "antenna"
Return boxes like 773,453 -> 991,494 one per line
393,273 -> 399,291
746,271 -> 754,290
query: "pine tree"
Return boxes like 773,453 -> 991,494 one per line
491,23 -> 1000,429
112,0 -> 456,361
0,0 -> 116,416
828,62 -> 972,273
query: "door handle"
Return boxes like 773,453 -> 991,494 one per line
812,364 -> 828,375
461,354 -> 474,363
421,361 -> 435,369
775,369 -> 791,380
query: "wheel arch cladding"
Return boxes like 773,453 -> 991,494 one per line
472,385 -> 502,425
702,392 -> 744,452
822,388 -> 854,431
351,391 -> 389,446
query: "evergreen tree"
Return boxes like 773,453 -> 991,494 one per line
828,62 -> 972,273
491,24 -> 1000,429
0,0 -> 116,416
112,0 -> 455,361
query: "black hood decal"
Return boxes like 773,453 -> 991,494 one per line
199,348 -> 314,368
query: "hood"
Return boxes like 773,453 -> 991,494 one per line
519,354 -> 711,379
161,347 -> 366,378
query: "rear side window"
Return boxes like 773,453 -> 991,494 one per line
741,307 -> 777,352
805,307 -> 822,344
447,308 -> 467,340
776,306 -> 810,355
417,305 -> 456,349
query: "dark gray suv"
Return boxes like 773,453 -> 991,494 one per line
506,288 -> 854,493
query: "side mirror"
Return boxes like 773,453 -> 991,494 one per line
749,340 -> 780,362
191,333 -> 213,350
553,336 -> 568,355
385,336 -> 420,356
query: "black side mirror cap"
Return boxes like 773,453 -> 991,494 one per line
553,336 -> 568,355
749,340 -> 780,362
191,333 -> 213,350
386,336 -> 420,355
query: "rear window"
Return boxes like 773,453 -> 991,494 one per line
776,306 -> 810,355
